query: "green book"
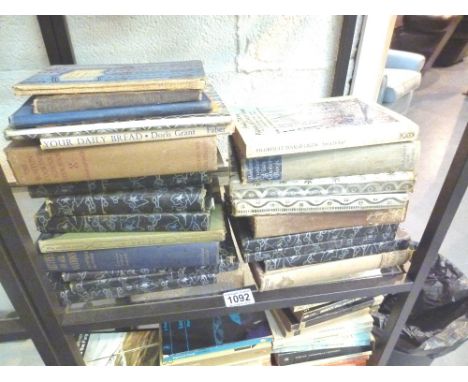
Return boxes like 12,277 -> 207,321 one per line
38,205 -> 225,253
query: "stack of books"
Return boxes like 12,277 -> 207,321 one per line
159,311 -> 273,366
229,96 -> 419,291
3,61 -> 243,306
266,297 -> 383,366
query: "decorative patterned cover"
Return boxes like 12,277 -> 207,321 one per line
45,187 -> 207,216
29,172 -> 210,198
35,204 -> 210,233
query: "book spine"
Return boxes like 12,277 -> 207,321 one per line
262,238 -> 410,272
274,345 -> 372,366
35,207 -> 210,233
242,141 -> 419,183
250,208 -> 407,238
241,223 -> 398,253
33,89 -> 202,114
243,232 -> 396,262
29,172 -> 210,198
59,273 -> 217,305
45,187 -> 206,216
6,137 -> 218,186
231,193 -> 409,216
39,125 -> 229,150
42,241 -> 219,272
294,297 -> 366,320
10,96 -> 212,128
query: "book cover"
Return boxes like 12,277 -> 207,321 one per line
29,172 -> 210,198
35,204 -> 210,233
45,187 -> 207,216
249,208 -> 408,238
241,141 -> 420,183
262,234 -> 410,272
13,61 -> 206,95
160,311 -> 272,364
238,223 -> 398,253
291,297 -> 368,321
38,204 -> 224,253
231,193 -> 409,216
9,94 -> 212,129
233,96 -> 419,159
5,136 -> 218,186
33,89 -> 202,114
229,171 -> 415,199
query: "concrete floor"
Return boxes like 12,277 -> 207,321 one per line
0,60 -> 467,366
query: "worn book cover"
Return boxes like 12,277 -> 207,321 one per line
33,89 -> 202,114
13,61 -> 206,96
233,96 -> 419,159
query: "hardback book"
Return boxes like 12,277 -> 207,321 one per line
44,187 -> 208,216
240,141 -> 420,183
38,204 -> 224,253
231,192 -> 409,216
261,233 -> 410,272
292,302 -> 330,313
33,89 -> 202,114
35,204 -> 210,233
229,171 -> 415,199
13,61 -> 206,96
29,172 -> 210,198
5,136 -> 218,186
291,297 -> 373,321
251,249 -> 411,291
232,96 -> 419,159
42,240 -> 219,272
280,352 -> 371,367
160,311 -> 272,365
4,84 -> 233,141
9,94 -> 212,129
78,330 -> 160,366
249,207 -> 407,238
238,223 -> 398,253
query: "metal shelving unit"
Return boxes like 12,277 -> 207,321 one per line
0,15 -> 466,366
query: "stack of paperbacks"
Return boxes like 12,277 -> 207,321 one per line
229,96 -> 419,291
159,311 -> 273,366
266,296 -> 383,366
4,61 -> 253,307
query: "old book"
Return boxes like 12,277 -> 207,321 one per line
33,89 -> 202,114
5,136 -> 218,186
251,249 -> 411,291
9,94 -> 212,129
291,297 -> 374,321
175,346 -> 272,366
42,240 -> 219,272
240,141 -> 420,183
232,96 -> 418,159
231,193 -> 409,216
284,352 -> 371,366
13,61 -> 206,96
29,172 -> 210,198
5,84 -> 232,141
35,204 -> 210,233
229,171 -> 415,199
44,187 -> 208,216
38,204 -> 224,253
249,207 -> 408,238
262,233 -> 410,271
238,223 -> 398,253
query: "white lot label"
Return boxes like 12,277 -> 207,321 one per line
223,289 -> 255,307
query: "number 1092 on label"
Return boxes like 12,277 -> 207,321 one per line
223,289 -> 255,307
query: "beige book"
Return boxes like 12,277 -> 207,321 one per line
5,137 -> 217,186
249,207 -> 408,238
286,352 -> 371,366
252,249 -> 411,291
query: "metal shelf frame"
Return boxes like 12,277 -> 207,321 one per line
0,15 -> 466,366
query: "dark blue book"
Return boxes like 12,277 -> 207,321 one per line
9,94 -> 212,129
42,241 -> 219,272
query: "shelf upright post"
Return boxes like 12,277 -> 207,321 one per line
0,169 -> 85,365
370,123 -> 468,365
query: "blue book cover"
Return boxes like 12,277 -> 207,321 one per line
161,311 -> 272,364
9,94 -> 212,129
13,61 -> 206,95
42,241 -> 219,272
